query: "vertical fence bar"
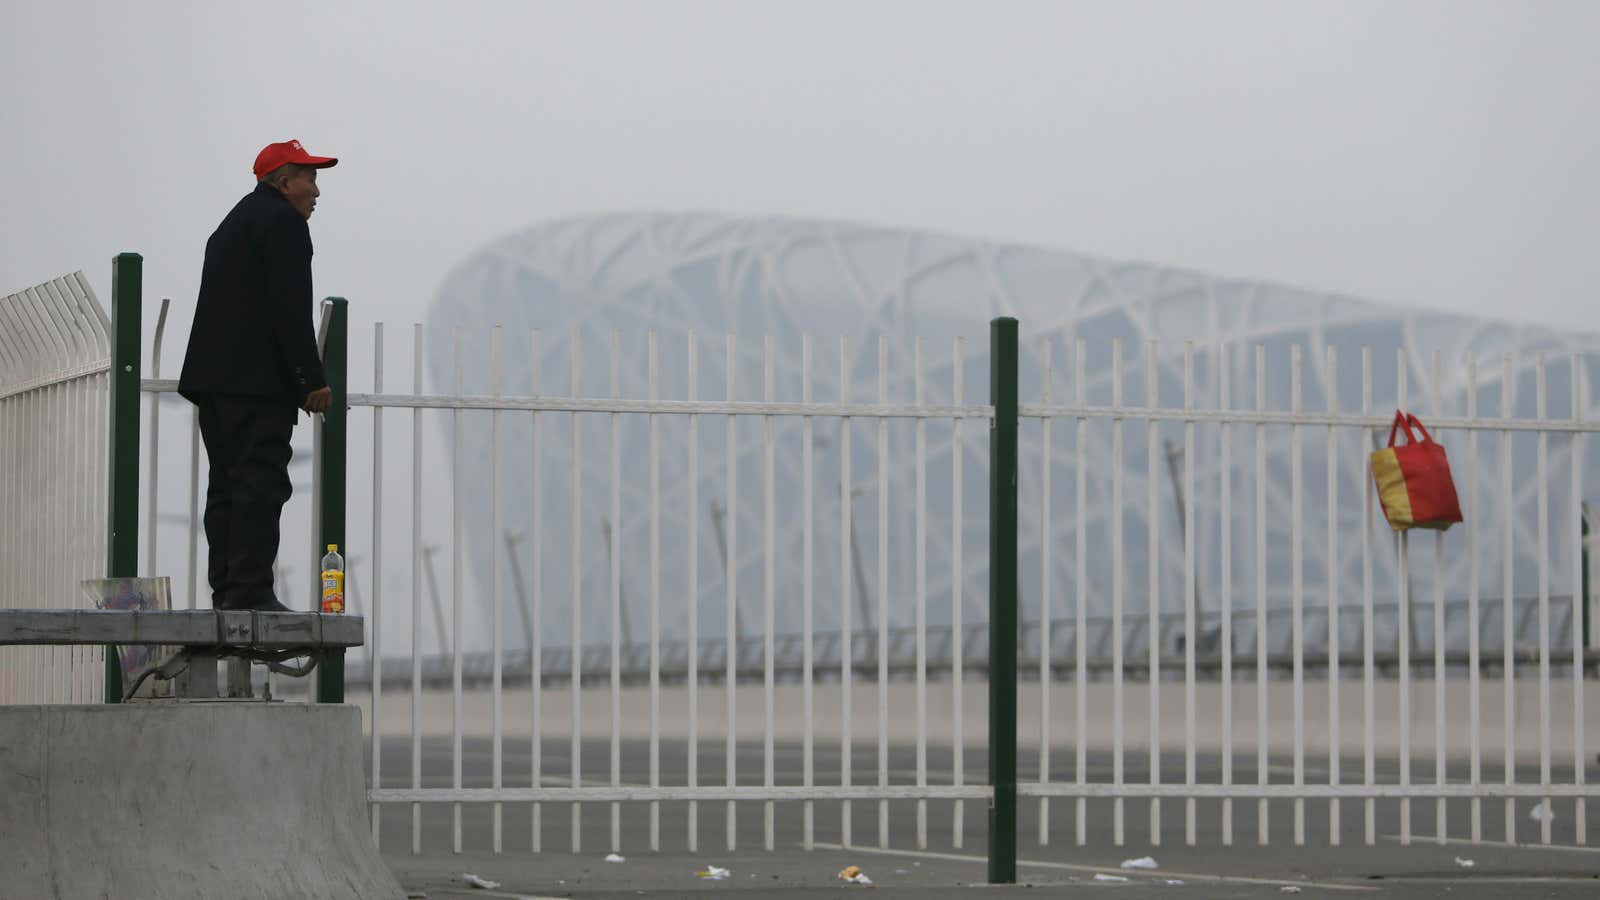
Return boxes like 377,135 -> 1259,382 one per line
317,298 -> 348,704
686,332 -> 700,853
35,288 -> 60,703
1362,348 -> 1376,846
609,329 -> 622,854
1254,345 -> 1268,846
35,290 -> 59,704
1146,339 -> 1161,847
649,331 -> 662,853
1220,342 -> 1234,846
411,324 -> 424,854
1398,349 -> 1411,846
762,334 -> 776,852
839,335 -> 853,849
952,334 -> 966,849
1430,352 -> 1446,845
450,326 -> 463,852
1074,337 -> 1088,846
1038,340 -> 1052,847
145,300 -> 168,584
492,326 -> 505,853
1326,346 -> 1340,847
1502,352 -> 1517,845
105,252 -> 142,703
570,325 -> 584,854
877,335 -> 889,849
1183,342 -> 1196,847
370,322 -> 385,842
1113,338 -> 1126,847
187,408 -> 200,610
915,336 -> 928,850
1537,354 -> 1552,845
1574,352 -> 1587,839
1,309 -> 13,701
725,331 -> 738,853
988,316 -> 1019,885
1291,344 -> 1304,846
1467,354 -> 1482,843
801,333 -> 815,851
530,328 -> 544,853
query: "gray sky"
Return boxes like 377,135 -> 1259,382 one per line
5,0 -> 1599,361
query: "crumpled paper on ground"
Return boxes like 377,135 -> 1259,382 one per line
838,865 -> 874,885
1120,856 -> 1159,869
1455,856 -> 1476,868
1093,873 -> 1129,882
697,865 -> 731,880
605,853 -> 626,863
463,873 -> 501,889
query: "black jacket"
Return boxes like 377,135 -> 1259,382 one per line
178,182 -> 327,404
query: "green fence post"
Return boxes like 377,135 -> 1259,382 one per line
316,297 -> 348,704
104,252 -> 143,704
988,316 -> 1019,883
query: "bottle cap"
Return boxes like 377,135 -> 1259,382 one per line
327,544 -> 337,552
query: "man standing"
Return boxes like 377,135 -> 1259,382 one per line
178,140 -> 338,611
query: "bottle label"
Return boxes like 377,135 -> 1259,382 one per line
321,572 -> 345,613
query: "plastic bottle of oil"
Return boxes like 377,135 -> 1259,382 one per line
320,544 -> 345,613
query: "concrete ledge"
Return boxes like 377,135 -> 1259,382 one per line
0,703 -> 403,900
0,609 -> 365,647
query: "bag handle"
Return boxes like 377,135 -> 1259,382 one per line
1406,413 -> 1436,445
1386,410 -> 1435,447
1387,410 -> 1419,447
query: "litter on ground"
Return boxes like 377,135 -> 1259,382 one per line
1530,801 -> 1555,822
1455,857 -> 1476,868
1093,873 -> 1129,882
697,865 -> 731,881
1120,856 -> 1159,870
839,865 -> 874,885
605,853 -> 626,863
1279,887 -> 1302,894
463,873 -> 501,890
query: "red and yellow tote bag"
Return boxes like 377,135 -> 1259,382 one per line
1370,411 -> 1463,532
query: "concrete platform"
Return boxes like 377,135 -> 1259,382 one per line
0,703 -> 403,900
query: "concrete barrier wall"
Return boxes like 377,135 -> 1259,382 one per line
0,703 -> 403,900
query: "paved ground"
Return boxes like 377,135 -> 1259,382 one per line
369,737 -> 1600,898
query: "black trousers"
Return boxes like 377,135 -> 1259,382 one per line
195,394 -> 298,609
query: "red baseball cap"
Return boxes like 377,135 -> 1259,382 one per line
252,139 -> 339,179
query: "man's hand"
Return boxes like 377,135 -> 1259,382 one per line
302,386 -> 333,414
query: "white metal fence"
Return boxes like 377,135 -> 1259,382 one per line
129,316 -> 1600,853
349,325 -> 995,856
0,273 -> 110,704
1022,340 -> 1597,849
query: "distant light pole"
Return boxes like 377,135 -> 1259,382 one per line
420,545 -> 451,658
708,500 -> 746,644
1164,440 -> 1212,653
600,519 -> 634,649
504,531 -> 537,652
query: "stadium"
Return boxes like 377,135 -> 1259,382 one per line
423,212 -> 1600,663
